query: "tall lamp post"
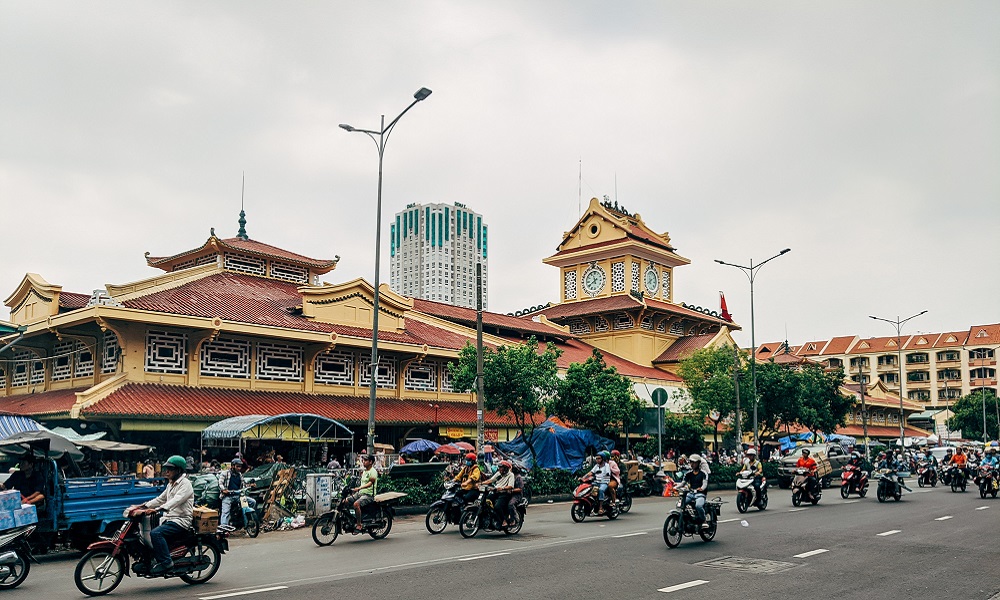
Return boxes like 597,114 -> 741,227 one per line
340,87 -> 432,455
715,248 -> 791,449
870,310 -> 927,448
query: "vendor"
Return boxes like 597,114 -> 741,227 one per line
3,455 -> 46,506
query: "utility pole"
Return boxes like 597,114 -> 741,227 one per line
858,363 -> 870,459
733,344 -> 742,448
476,262 -> 485,450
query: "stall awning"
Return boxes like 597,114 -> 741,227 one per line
0,415 -> 42,439
201,413 -> 354,444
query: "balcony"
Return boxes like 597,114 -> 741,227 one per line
971,379 -> 998,388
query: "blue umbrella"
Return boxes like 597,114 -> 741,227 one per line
399,439 -> 441,455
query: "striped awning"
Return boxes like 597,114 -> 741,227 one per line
0,415 -> 41,439
201,413 -> 354,443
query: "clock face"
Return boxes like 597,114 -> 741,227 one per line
582,265 -> 606,296
644,267 -> 659,293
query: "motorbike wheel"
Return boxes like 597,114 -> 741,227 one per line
918,476 -> 925,488
74,550 -> 125,596
504,510 -> 523,536
180,540 -> 221,585
311,514 -> 339,546
758,490 -> 768,511
605,504 -> 619,520
736,493 -> 749,513
620,494 -> 632,514
877,485 -> 887,503
960,480 -> 967,492
791,490 -> 802,507
893,491 -> 901,502
369,512 -> 393,540
425,506 -> 448,534
980,485 -> 988,499
810,494 -> 820,506
930,475 -> 937,488
570,503 -> 587,523
458,508 -> 480,539
245,515 -> 260,539
840,485 -> 850,499
699,519 -> 717,543
0,549 -> 29,590
663,514 -> 682,548
637,482 -> 652,497
859,483 -> 868,498
951,481 -> 960,493
992,489 -> 997,499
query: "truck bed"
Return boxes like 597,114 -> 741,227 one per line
60,476 -> 166,529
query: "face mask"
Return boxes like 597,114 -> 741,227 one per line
466,460 -> 474,466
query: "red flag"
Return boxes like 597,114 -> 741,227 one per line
720,291 -> 733,322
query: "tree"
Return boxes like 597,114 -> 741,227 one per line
795,364 -> 853,436
753,360 -> 801,435
677,346 -> 740,456
949,389 -> 999,441
549,349 -> 643,439
448,337 -> 561,466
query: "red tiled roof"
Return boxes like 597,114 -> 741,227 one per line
122,272 -> 471,350
537,295 -> 641,320
966,324 -> 1000,346
755,341 -> 785,359
0,388 -> 83,417
546,238 -> 635,260
553,339 -> 681,381
653,335 -> 717,364
146,236 -> 337,269
823,336 -> 857,355
59,292 -> 90,310
846,336 -> 904,355
411,298 -> 569,340
626,225 -> 675,252
83,383 -> 520,426
841,383 -> 924,411
933,331 -> 969,348
796,340 -> 831,356
836,425 -> 932,438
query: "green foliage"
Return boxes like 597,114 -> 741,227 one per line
376,476 -> 444,506
550,349 -> 643,438
949,389 -> 999,441
526,468 -> 585,496
795,364 -> 854,435
753,360 -> 800,434
677,346 -> 741,450
449,337 -> 561,465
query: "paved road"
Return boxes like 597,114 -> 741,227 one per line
6,484 -> 1000,599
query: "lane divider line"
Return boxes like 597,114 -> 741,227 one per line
934,516 -> 953,521
200,587 -> 289,600
659,580 -> 710,593
877,530 -> 900,536
613,532 -> 648,538
793,548 -> 829,559
718,518 -> 741,523
459,552 -> 510,562
977,506 -> 991,511
788,508 -> 809,512
841,500 -> 860,504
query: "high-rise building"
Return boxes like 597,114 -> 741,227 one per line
389,202 -> 488,309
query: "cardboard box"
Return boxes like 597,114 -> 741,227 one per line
0,510 -> 16,532
192,507 -> 219,533
0,490 -> 20,513
13,505 -> 37,527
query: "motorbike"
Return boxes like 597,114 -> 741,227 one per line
790,467 -> 821,506
875,468 -> 912,502
735,470 -> 768,512
916,461 -> 937,488
571,479 -> 619,522
218,488 -> 260,538
459,485 -> 526,538
73,509 -> 227,596
0,525 -> 35,590
947,465 -> 968,493
662,485 -> 723,548
840,464 -> 869,499
974,465 -> 998,499
311,476 -> 404,546
613,480 -> 633,514
425,481 -> 468,534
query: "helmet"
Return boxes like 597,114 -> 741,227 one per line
611,450 -> 621,458
851,452 -> 860,460
465,453 -> 477,461
801,449 -> 811,456
990,448 -> 997,454
361,453 -> 375,463
499,460 -> 512,469
598,451 -> 610,460
231,458 -> 243,466
164,455 -> 187,471
688,453 -> 702,464
746,448 -> 757,456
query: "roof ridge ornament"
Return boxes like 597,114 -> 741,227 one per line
236,172 -> 249,240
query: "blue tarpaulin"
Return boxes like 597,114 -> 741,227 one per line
496,419 -> 614,471
0,415 -> 41,439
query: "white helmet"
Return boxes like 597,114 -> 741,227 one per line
688,454 -> 702,464
746,448 -> 757,456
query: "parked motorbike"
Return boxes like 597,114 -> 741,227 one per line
916,461 -> 937,488
0,525 -> 35,590
311,476 -> 403,546
975,465 -> 998,499
662,485 -> 722,548
840,464 -> 869,499
425,481 -> 468,534
791,467 -> 821,506
875,469 -> 911,502
947,465 -> 968,493
735,470 -> 768,512
219,488 -> 260,538
571,480 -> 618,522
459,485 -> 525,538
73,509 -> 227,596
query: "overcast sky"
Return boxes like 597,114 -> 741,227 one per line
2,1 -> 997,347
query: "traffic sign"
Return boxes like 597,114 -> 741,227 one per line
651,387 -> 668,407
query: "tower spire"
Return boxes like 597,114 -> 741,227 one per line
237,172 -> 248,240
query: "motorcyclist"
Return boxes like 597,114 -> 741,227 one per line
581,451 -> 612,513
453,452 -> 483,505
135,455 -> 193,575
481,460 -> 516,526
795,448 -> 819,498
847,451 -> 864,469
981,448 -> 999,468
682,454 -> 710,529
218,458 -> 246,531
344,453 -> 378,533
921,448 -> 937,467
608,449 -> 623,504
743,448 -> 764,500
951,447 -> 969,480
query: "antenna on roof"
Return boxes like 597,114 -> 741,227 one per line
578,158 -> 582,215
237,171 -> 249,240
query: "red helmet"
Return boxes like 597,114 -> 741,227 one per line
465,453 -> 477,461
611,450 -> 621,457
499,460 -> 512,469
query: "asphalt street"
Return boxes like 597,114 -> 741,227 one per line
5,483 -> 999,600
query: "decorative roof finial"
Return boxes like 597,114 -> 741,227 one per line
236,172 -> 249,240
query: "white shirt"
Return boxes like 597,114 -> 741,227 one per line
145,473 -> 194,529
589,463 -> 611,484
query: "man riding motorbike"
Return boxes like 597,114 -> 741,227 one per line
981,448 -> 999,468
134,455 -> 193,575
608,450 -> 623,504
581,451 -> 612,514
218,458 -> 250,531
743,448 -> 764,499
682,454 -> 710,529
453,453 -> 483,506
795,448 -> 820,498
345,454 -> 378,533
481,460 -> 516,526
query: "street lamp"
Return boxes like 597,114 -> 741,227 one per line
870,310 -> 927,448
715,248 -> 791,449
340,87 -> 433,455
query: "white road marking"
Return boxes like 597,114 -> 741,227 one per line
200,587 -> 289,600
793,548 -> 829,558
977,506 -> 991,511
659,580 -> 710,593
459,552 -> 510,561
841,500 -> 860,504
718,518 -> 741,523
934,516 -> 953,521
788,507 -> 809,512
613,531 -> 648,538
877,530 -> 901,536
